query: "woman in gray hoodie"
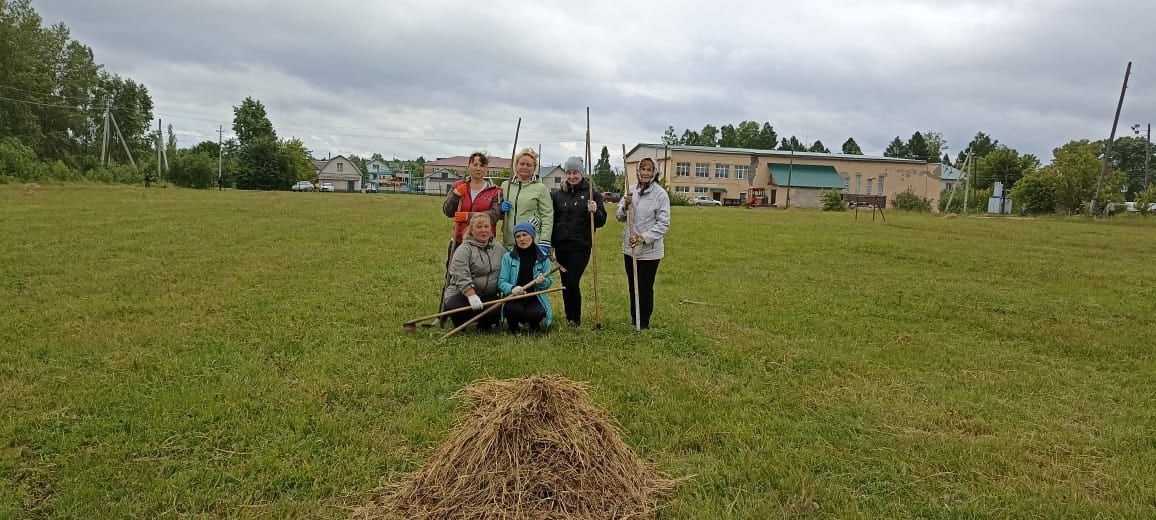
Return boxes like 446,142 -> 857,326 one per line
616,157 -> 671,330
443,213 -> 505,329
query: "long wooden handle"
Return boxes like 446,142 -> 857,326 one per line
501,117 -> 521,245
588,108 -> 600,326
440,286 -> 563,340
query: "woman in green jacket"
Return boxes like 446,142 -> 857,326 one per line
499,148 -> 554,254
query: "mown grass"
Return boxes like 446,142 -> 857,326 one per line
2,184 -> 1155,518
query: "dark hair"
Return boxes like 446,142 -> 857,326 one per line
468,152 -> 489,167
638,158 -> 656,170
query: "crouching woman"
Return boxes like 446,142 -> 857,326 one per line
498,222 -> 554,332
443,213 -> 505,330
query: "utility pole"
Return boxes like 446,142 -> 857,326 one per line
963,152 -> 973,216
785,148 -> 794,209
100,100 -> 111,167
217,125 -> 224,190
1092,61 -> 1131,215
1145,123 -> 1151,190
155,118 -> 162,186
108,111 -> 137,171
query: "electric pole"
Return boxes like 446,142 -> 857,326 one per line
155,118 -> 162,186
1145,123 -> 1151,190
1092,61 -> 1131,215
217,125 -> 224,190
100,99 -> 111,167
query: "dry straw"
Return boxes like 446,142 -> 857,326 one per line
356,375 -> 679,519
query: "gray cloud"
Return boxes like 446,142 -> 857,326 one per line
35,0 -> 1156,164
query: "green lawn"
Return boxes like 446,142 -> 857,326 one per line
2,184 -> 1155,518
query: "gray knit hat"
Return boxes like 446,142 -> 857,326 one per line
562,156 -> 585,173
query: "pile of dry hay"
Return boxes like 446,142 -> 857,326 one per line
356,375 -> 678,519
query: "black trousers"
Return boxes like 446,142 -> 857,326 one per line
503,297 -> 546,331
443,292 -> 501,329
554,244 -> 591,325
623,255 -> 661,330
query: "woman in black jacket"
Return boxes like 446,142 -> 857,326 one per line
550,156 -> 607,327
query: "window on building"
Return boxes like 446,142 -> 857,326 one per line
877,175 -> 885,195
337,163 -> 343,172
695,163 -> 708,177
842,176 -> 850,191
715,164 -> 729,178
866,178 -> 873,195
694,186 -> 708,195
674,186 -> 690,194
373,164 -> 379,171
735,165 -> 748,180
676,162 -> 690,176
554,177 -> 561,184
855,174 -> 862,194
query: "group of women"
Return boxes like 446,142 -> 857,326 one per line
439,148 -> 671,333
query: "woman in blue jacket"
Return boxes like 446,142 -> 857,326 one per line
498,222 -> 554,332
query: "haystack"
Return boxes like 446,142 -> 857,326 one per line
357,375 -> 678,519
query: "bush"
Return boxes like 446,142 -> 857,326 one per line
669,193 -> 690,206
893,189 -> 931,212
1135,186 -> 1156,217
1009,172 -> 1057,214
169,151 -> 218,188
939,186 -> 992,214
0,137 -> 38,179
820,189 -> 845,211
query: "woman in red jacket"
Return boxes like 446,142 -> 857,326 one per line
442,152 -> 503,246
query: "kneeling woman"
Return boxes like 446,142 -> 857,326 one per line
443,213 -> 505,330
498,223 -> 554,332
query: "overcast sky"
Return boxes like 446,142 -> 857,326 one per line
35,0 -> 1156,165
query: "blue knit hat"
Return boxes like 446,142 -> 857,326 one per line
512,222 -> 537,239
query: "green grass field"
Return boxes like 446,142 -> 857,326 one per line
3,184 -> 1155,518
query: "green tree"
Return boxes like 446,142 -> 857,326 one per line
232,97 -> 276,145
281,139 -> 314,182
661,126 -> 680,145
884,137 -> 909,158
719,124 -> 738,147
974,146 -> 1038,190
699,124 -> 719,147
956,131 -> 999,166
756,122 -> 778,150
1098,135 -> 1154,196
923,131 -> 946,163
735,121 -> 761,148
168,151 -> 217,189
680,129 -> 700,146
593,146 -> 615,192
840,138 -> 862,155
1047,140 -> 1107,214
1009,171 -> 1057,214
1134,185 -> 1156,216
779,136 -> 805,152
808,140 -> 829,153
908,132 -> 929,161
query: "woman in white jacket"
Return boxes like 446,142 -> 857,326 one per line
616,157 -> 670,330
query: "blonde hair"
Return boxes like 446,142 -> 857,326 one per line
514,147 -> 539,171
465,213 -> 493,240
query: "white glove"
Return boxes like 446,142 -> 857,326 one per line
587,200 -> 597,212
510,286 -> 526,296
467,294 -> 483,311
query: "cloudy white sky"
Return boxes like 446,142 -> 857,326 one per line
35,0 -> 1156,165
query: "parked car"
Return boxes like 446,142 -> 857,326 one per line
291,181 -> 314,192
602,192 -> 621,203
364,184 -> 379,193
318,183 -> 335,192
691,196 -> 722,207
